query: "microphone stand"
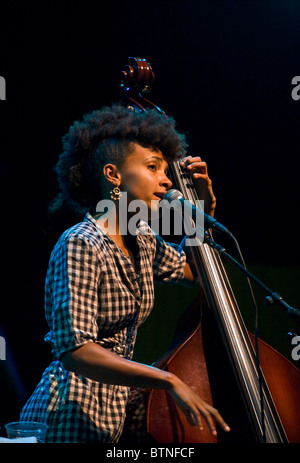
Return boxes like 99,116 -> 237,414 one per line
203,233 -> 300,324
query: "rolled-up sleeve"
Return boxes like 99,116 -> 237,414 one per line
45,236 -> 101,360
152,233 -> 186,284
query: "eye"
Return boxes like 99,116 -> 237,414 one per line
148,164 -> 156,171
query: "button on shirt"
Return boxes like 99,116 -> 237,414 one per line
20,213 -> 186,443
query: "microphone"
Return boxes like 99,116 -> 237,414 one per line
163,189 -> 233,238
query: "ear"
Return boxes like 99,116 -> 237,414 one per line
102,164 -> 121,186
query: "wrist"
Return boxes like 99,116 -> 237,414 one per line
162,371 -> 178,391
205,196 -> 216,217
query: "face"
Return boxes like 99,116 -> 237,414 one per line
119,143 -> 172,213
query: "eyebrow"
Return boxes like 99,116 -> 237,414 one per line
146,155 -> 163,162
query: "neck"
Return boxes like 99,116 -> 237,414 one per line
95,204 -> 138,256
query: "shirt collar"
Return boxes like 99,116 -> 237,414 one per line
84,213 -> 151,260
84,212 -> 150,236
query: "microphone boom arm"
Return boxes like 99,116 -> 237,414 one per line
204,233 -> 300,323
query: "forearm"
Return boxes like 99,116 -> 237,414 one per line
62,341 -> 175,390
62,340 -> 230,436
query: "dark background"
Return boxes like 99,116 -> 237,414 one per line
0,0 -> 299,431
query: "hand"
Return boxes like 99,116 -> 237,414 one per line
180,156 -> 216,217
168,374 -> 230,436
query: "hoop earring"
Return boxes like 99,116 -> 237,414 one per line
110,186 -> 122,200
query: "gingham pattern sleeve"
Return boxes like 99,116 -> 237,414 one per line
46,235 -> 101,360
152,233 -> 186,284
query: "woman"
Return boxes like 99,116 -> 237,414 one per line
20,104 -> 230,442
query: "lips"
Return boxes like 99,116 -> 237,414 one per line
153,192 -> 165,201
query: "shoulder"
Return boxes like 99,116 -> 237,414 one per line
51,213 -> 108,258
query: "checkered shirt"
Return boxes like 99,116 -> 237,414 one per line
20,213 -> 186,443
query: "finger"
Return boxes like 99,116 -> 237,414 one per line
203,405 -> 231,433
179,399 -> 204,431
186,161 -> 207,173
180,156 -> 202,167
192,409 -> 204,431
191,173 -> 212,185
200,409 -> 218,436
185,408 -> 203,431
210,409 -> 231,433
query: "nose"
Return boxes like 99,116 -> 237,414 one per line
161,172 -> 172,191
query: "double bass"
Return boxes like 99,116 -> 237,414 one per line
120,57 -> 300,443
